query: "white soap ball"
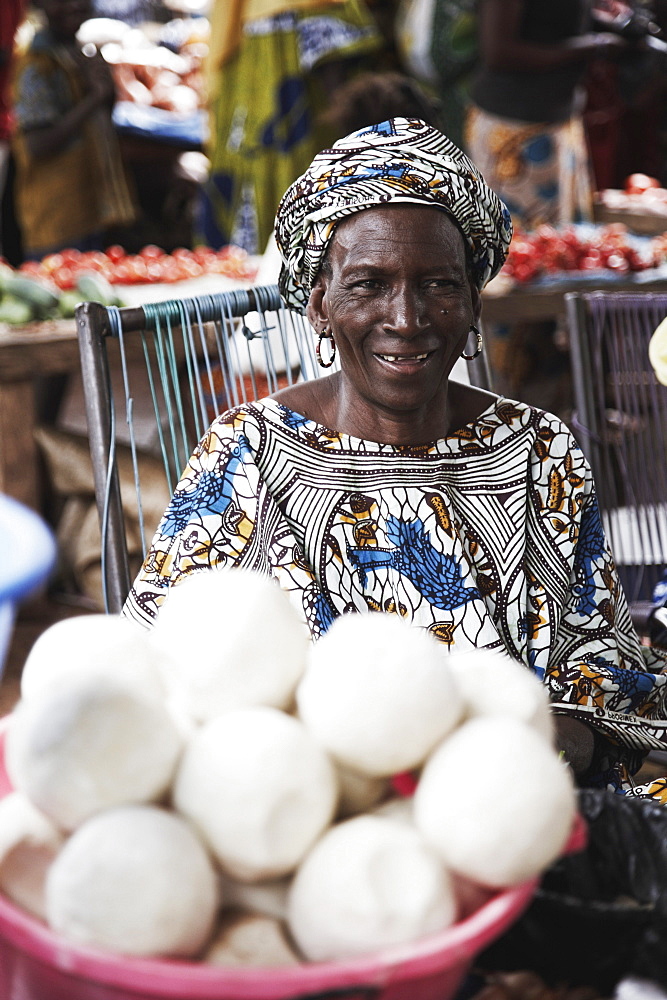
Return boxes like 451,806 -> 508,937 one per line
20,614 -> 165,704
6,673 -> 184,831
414,716 -> 577,888
148,568 -> 310,722
297,612 -> 463,776
219,874 -> 291,922
445,648 -> 554,742
173,706 -> 338,881
46,805 -> 218,957
0,791 -> 65,918
288,814 -> 457,962
205,912 -> 301,967
370,795 -> 414,825
335,764 -> 390,820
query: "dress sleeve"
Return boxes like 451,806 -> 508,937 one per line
123,411 -> 274,626
535,417 -> 667,790
122,408 -> 321,633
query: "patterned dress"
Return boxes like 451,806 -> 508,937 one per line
124,395 -> 667,798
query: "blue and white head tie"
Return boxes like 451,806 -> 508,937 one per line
274,117 -> 513,311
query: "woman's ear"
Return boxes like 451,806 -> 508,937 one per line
306,274 -> 328,330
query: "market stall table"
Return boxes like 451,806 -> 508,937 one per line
480,268 -> 667,326
0,319 -> 79,512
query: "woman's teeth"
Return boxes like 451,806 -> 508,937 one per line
379,353 -> 429,362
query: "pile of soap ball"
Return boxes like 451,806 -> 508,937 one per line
0,567 -> 576,966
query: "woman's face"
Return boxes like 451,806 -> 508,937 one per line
307,205 -> 481,441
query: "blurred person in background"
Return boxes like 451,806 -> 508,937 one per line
319,68 -> 443,136
394,0 -> 477,150
198,0 -> 384,256
465,0 -> 629,231
0,0 -> 25,257
11,0 -> 136,260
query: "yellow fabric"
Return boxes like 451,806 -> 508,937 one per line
11,44 -> 135,255
205,0 -> 346,94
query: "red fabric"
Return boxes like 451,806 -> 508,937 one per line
0,0 -> 25,141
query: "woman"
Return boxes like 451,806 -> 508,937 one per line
198,0 -> 382,255
465,0 -> 627,230
125,118 -> 667,799
11,0 -> 136,257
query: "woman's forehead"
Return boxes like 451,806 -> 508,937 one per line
329,205 -> 468,262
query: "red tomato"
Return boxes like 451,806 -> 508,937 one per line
41,253 -> 64,274
106,245 -> 126,263
139,244 -> 165,260
52,266 -> 75,290
624,173 -> 661,196
18,261 -> 43,276
60,248 -> 82,264
112,261 -> 136,284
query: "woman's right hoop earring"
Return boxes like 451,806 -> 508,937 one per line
316,328 -> 337,369
461,326 -> 483,361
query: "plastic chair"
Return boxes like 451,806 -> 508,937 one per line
565,290 -> 667,625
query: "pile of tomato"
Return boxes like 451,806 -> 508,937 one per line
501,223 -> 661,284
18,244 -> 258,291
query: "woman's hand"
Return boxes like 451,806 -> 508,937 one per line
80,49 -> 117,110
553,715 -> 595,776
25,49 -> 117,160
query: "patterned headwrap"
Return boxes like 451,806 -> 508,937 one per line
275,117 -> 513,311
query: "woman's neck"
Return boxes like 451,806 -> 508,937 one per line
272,377 -> 497,444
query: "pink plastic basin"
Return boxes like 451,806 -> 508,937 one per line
0,721 -> 586,1000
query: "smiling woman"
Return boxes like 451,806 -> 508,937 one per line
123,117 -> 667,801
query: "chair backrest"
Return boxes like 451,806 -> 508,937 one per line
76,284 -> 329,612
565,290 -> 667,606
76,283 -> 494,614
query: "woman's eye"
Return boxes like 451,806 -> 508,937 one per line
354,279 -> 382,290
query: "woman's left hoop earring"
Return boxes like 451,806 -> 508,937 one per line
461,325 -> 483,361
316,328 -> 337,369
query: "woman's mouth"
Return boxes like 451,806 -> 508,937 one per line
375,351 -> 434,369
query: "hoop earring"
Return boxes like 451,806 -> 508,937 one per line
461,325 -> 483,361
316,328 -> 337,369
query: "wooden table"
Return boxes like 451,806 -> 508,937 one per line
480,272 -> 667,326
0,320 -> 79,512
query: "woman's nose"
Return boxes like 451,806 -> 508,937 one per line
382,286 -> 426,335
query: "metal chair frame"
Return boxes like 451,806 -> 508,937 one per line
566,290 -> 667,621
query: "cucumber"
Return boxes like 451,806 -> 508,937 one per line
0,262 -> 14,294
3,273 -> 60,318
0,295 -> 34,325
76,271 -> 117,307
58,290 -> 82,319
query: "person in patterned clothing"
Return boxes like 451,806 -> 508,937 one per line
124,117 -> 667,799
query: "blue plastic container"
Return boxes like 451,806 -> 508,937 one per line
0,494 -> 56,677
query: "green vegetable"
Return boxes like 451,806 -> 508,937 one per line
76,271 -> 118,307
0,262 -> 14,294
58,290 -> 82,319
3,274 -> 60,318
0,295 -> 34,325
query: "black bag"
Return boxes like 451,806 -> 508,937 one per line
476,789 -> 667,993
